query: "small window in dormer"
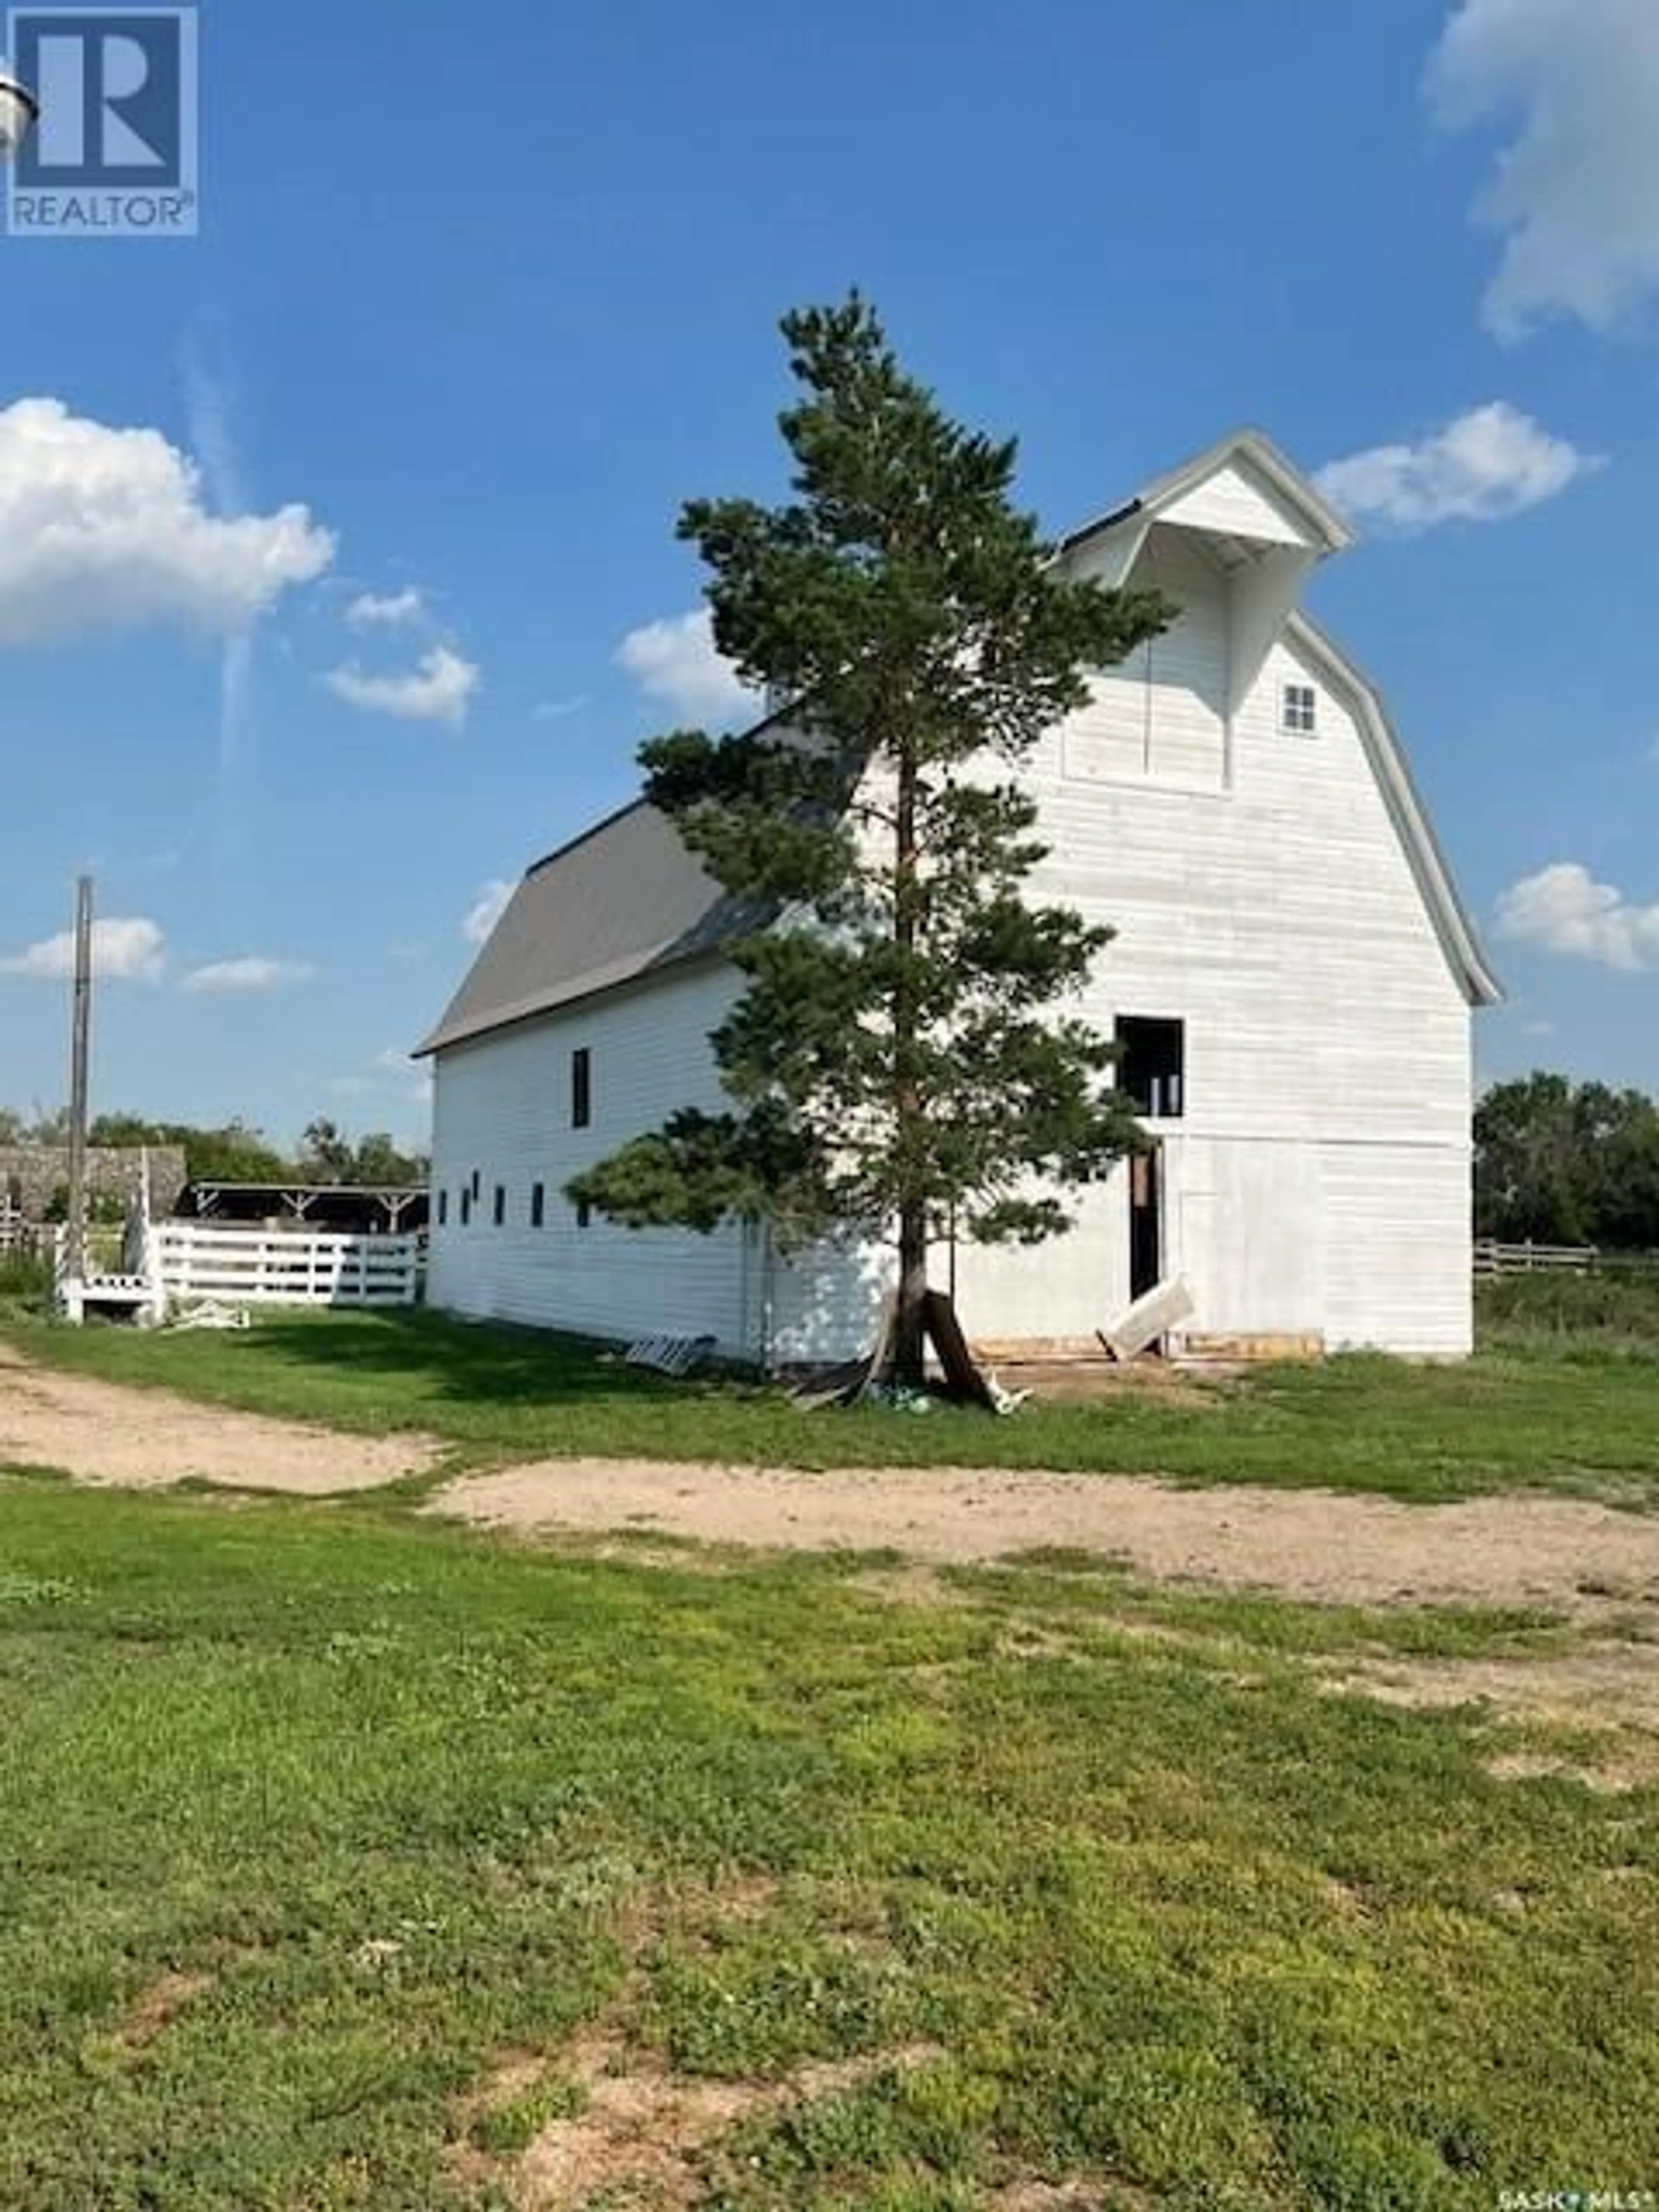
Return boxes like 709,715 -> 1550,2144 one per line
1282,682 -> 1317,735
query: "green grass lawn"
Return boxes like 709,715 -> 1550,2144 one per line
6,1295 -> 1659,1504
0,1475 -> 1653,2210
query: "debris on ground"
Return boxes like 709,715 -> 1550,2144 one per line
1099,1274 -> 1195,1362
165,1300 -> 251,1332
792,1289 -> 1025,1414
624,1334 -> 718,1378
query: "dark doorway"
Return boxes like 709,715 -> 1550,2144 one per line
1129,1144 -> 1162,1300
1116,1016 -> 1185,1119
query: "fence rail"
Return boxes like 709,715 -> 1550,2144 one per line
1475,1238 -> 1659,1278
0,1214 -> 50,1261
148,1224 -> 422,1309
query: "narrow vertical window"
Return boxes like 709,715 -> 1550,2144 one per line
470,1168 -> 481,1202
576,1197 -> 592,1230
572,1047 -> 592,1129
531,1182 -> 545,1228
460,1190 -> 472,1227
493,1185 -> 506,1227
437,1190 -> 448,1227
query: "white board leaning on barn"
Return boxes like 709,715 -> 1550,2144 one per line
417,429 -> 1500,1365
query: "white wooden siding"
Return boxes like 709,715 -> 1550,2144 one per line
428,962 -> 760,1348
949,561 -> 1475,1355
1159,458 -> 1313,545
1319,1143 -> 1473,1355
1061,531 -> 1228,792
430,472 -> 1479,1361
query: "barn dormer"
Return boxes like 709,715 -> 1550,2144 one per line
1057,432 -> 1354,788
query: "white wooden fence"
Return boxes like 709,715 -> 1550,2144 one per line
148,1223 -> 422,1309
0,1205 -> 50,1260
1475,1238 -> 1659,1277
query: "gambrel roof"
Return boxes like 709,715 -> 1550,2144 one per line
420,429 -> 1498,1057
1284,609 -> 1500,1004
1057,429 -> 1497,1007
418,799 -> 739,1055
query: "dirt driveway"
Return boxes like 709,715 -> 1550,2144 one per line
0,1341 -> 437,1495
4,1341 -> 1659,1627
433,1457 -> 1659,1618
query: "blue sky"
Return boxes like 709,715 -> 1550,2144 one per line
3,0 -> 1657,1144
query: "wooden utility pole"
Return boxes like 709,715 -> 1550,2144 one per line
63,874 -> 93,1302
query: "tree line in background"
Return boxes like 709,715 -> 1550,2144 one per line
0,1109 -> 427,1190
1475,1074 -> 1659,1251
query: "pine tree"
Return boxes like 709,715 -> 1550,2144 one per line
570,296 -> 1172,1386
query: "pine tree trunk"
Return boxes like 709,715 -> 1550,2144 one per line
891,738 -> 927,1391
893,1199 -> 929,1391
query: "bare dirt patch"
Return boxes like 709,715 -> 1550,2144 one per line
1482,1745 -> 1657,1792
451,1872 -> 933,2209
986,2184 -> 1150,2212
512,2033 -> 938,2209
434,1456 -> 1659,1617
0,1341 -> 437,1495
1325,1646 -> 1659,1733
114,1968 -> 215,2053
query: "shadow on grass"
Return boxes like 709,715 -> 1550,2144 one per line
227,1309 -> 773,1417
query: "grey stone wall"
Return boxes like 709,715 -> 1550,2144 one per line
0,1146 -> 188,1221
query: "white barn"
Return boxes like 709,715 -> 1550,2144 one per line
419,431 -> 1500,1363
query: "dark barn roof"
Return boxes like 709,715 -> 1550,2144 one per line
418,800 -> 746,1056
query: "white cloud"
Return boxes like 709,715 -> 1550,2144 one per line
326,645 -> 481,728
0,397 -> 333,647
178,957 -> 315,995
615,608 -> 754,721
1314,403 -> 1600,532
0,916 -> 165,983
1427,0 -> 1659,338
532,692 -> 590,723
1495,861 -> 1659,970
462,879 -> 515,945
346,587 -> 426,629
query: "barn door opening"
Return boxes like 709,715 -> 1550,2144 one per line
1128,1144 -> 1162,1302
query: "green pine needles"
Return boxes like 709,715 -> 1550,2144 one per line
569,296 -> 1172,1381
